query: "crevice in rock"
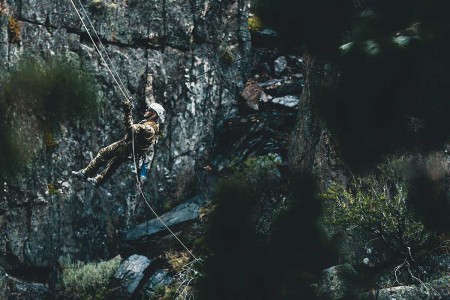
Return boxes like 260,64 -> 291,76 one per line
17,17 -> 44,27
6,264 -> 53,284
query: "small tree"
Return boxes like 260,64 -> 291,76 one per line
322,156 -> 437,282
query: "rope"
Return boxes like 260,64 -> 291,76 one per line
69,0 -> 201,266
76,0 -> 132,100
68,0 -> 131,102
131,130 -> 203,266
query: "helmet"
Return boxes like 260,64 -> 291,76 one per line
148,103 -> 165,123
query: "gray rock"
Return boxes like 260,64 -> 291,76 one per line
274,56 -> 287,76
317,264 -> 358,300
392,36 -> 419,47
0,267 -> 53,300
122,195 -> 204,255
241,83 -> 263,110
271,95 -> 300,108
259,28 -> 278,37
143,269 -> 173,298
115,254 -> 153,295
360,276 -> 450,300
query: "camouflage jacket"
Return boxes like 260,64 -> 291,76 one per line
123,102 -> 160,155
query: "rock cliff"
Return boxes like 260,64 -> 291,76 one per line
0,0 -> 250,288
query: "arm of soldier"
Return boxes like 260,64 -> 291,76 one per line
123,100 -> 134,133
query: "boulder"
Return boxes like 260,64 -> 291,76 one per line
271,95 -> 300,108
142,269 -> 173,298
360,276 -> 450,300
122,196 -> 204,256
241,82 -> 263,110
114,254 -> 153,296
317,264 -> 358,300
274,56 -> 288,76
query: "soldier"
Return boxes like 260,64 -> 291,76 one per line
72,100 -> 165,187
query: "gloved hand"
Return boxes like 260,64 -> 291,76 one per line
123,99 -> 133,111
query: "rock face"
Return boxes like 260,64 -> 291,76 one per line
0,0 -> 250,288
288,53 -> 347,186
0,267 -> 54,300
122,195 -> 205,256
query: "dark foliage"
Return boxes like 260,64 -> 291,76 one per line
316,0 -> 450,171
255,0 -> 353,56
266,173 -> 337,299
0,116 -> 19,178
0,57 -> 98,177
407,161 -> 450,233
196,178 -> 267,300
2,57 -> 98,125
198,173 -> 337,299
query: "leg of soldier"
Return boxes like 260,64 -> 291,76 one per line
82,140 -> 126,177
93,155 -> 129,186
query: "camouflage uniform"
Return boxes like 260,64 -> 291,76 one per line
80,101 -> 159,186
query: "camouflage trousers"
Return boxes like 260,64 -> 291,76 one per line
81,140 -> 130,186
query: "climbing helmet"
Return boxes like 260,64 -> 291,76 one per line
147,103 -> 165,123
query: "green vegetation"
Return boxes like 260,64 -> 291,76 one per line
227,153 -> 282,192
8,15 -> 21,43
221,51 -> 234,65
322,156 -> 439,272
2,57 -> 98,124
47,183 -> 60,196
248,15 -> 263,32
0,56 -> 98,177
197,154 -> 333,299
60,256 -> 121,300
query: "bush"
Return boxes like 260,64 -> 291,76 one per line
322,156 -> 437,268
227,153 -> 282,193
196,178 -> 266,300
60,256 -> 121,300
248,15 -> 263,32
2,56 -> 98,124
267,173 -> 337,299
0,56 -> 98,177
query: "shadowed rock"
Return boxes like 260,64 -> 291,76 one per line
121,195 -> 204,256
114,254 -> 153,296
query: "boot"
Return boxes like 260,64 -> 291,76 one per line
87,177 -> 99,187
72,170 -> 87,180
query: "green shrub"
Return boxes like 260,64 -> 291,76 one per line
61,256 -> 121,300
248,15 -> 263,32
322,156 -> 435,264
227,153 -> 281,191
0,56 -> 98,177
2,57 -> 98,125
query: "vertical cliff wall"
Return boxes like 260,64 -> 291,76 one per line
0,0 -> 250,274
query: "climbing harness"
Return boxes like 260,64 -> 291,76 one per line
69,0 -> 203,266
